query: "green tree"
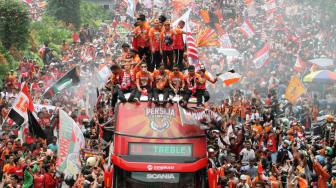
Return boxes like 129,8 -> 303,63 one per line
47,0 -> 81,29
0,0 -> 30,50
80,2 -> 110,28
30,16 -> 72,46
0,42 -> 16,88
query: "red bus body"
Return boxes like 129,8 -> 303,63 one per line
112,102 -> 208,188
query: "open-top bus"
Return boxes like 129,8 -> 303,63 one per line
111,100 -> 208,188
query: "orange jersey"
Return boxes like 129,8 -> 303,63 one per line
152,70 -> 170,84
252,124 -> 263,135
136,71 -> 152,87
149,27 -> 161,51
133,25 -> 150,48
160,30 -> 175,51
110,72 -> 121,85
196,73 -> 212,90
169,72 -> 185,88
174,28 -> 184,50
184,73 -> 201,88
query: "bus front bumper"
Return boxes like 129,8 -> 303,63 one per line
112,155 -> 208,172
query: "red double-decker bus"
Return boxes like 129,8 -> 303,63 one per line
111,102 -> 208,188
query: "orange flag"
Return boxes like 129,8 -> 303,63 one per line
200,10 -> 210,24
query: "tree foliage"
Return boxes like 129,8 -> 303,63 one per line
0,42 -> 16,87
30,16 -> 72,46
47,0 -> 81,29
0,0 -> 30,50
80,2 -> 110,28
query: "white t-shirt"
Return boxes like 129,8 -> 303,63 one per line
240,148 -> 255,165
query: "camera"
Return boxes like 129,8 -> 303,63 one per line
164,36 -> 173,46
55,171 -> 61,178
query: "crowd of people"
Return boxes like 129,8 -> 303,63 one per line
0,0 -> 336,187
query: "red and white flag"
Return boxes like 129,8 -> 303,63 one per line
219,33 -> 232,48
186,33 -> 199,61
8,83 -> 34,126
22,0 -> 32,4
253,43 -> 270,69
293,56 -> 306,72
264,0 -> 276,13
173,9 -> 199,65
240,20 -> 255,38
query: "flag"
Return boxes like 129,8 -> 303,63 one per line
126,0 -> 136,17
264,0 -> 276,13
219,33 -> 232,48
56,110 -> 85,176
285,75 -> 306,104
172,9 -> 199,65
219,71 -> 242,86
22,0 -> 32,4
97,64 -> 112,84
43,66 -> 80,99
178,105 -> 204,126
293,56 -> 306,73
240,20 -> 255,38
178,106 -> 223,130
196,28 -> 220,47
28,111 -> 47,139
8,83 -> 34,126
200,10 -> 211,24
253,43 -> 270,69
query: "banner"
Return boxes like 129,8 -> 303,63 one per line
56,110 -> 85,176
97,64 -> 112,83
240,20 -> 255,38
8,83 -> 34,126
34,104 -> 56,113
285,75 -> 306,104
43,66 -> 80,99
178,105 -> 204,126
8,92 -> 29,126
28,111 -> 47,139
253,43 -> 270,69
178,106 -> 223,130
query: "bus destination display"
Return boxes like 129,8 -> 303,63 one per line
129,143 -> 192,157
